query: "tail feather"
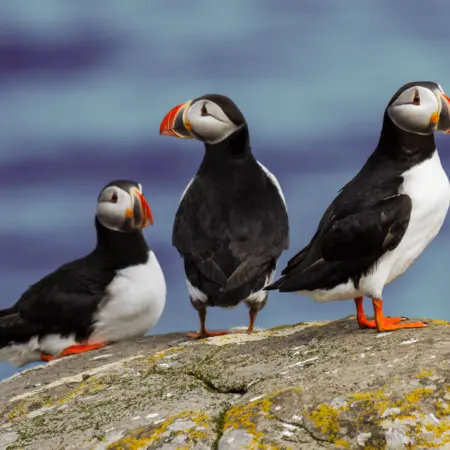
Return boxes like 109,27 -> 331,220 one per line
0,313 -> 40,348
0,313 -> 44,366
0,306 -> 18,318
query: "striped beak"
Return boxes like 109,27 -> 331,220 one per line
126,187 -> 154,229
159,100 -> 194,139
437,92 -> 450,134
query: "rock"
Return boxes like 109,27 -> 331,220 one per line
1,317 -> 450,449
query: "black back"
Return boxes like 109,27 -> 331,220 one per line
173,116 -> 289,307
267,85 -> 438,293
0,217 -> 149,346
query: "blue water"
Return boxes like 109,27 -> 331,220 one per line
1,0 -> 450,380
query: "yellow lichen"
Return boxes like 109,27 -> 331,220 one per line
334,439 -> 351,448
222,388 -> 299,449
303,375 -> 450,447
417,369 -> 434,378
7,399 -> 28,420
404,387 -> 434,403
306,403 -> 347,440
5,375 -> 108,423
269,323 -> 301,331
46,376 -> 106,406
225,398 -> 272,439
107,410 -> 211,449
429,319 -> 450,326
148,346 -> 184,363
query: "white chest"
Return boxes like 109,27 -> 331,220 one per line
368,151 -> 450,291
90,250 -> 167,342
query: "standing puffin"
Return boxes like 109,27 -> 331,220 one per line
160,94 -> 289,338
266,81 -> 450,332
0,180 -> 166,366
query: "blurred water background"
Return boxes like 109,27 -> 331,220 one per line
1,0 -> 450,379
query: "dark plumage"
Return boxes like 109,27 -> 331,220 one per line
174,139 -> 288,306
161,93 -> 289,338
0,180 -> 165,365
0,218 -> 148,348
266,81 -> 450,333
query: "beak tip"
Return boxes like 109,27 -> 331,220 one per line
159,128 -> 168,136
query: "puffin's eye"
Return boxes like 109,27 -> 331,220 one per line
200,104 -> 208,116
111,192 -> 118,203
412,93 -> 420,105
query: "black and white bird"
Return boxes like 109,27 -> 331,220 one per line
160,94 -> 289,338
266,81 -> 450,332
0,180 -> 166,366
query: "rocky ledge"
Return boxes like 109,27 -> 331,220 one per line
1,317 -> 450,449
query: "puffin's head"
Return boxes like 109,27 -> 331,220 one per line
159,94 -> 246,145
96,180 -> 153,232
387,81 -> 450,135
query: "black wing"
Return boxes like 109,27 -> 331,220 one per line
267,194 -> 412,292
1,255 -> 115,345
173,174 -> 289,295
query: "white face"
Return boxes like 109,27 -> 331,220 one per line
387,85 -> 441,135
96,186 -> 133,232
186,99 -> 242,144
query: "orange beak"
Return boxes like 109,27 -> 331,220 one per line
159,101 -> 194,139
438,92 -> 450,134
130,189 -> 153,228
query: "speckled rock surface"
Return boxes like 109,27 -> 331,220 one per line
1,317 -> 450,449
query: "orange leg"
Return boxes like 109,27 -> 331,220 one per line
354,297 -> 405,329
373,298 -> 427,332
246,309 -> 257,334
186,309 -> 229,339
235,308 -> 259,334
40,342 -> 107,362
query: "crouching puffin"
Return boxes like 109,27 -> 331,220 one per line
0,180 -> 166,366
266,81 -> 450,332
160,94 -> 289,338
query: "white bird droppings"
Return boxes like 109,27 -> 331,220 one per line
91,354 -> 114,360
285,356 -> 319,369
357,432 -> 372,446
281,430 -> 294,437
376,332 -> 393,338
399,338 -> 418,346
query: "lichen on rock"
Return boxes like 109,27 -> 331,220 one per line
1,317 -> 450,449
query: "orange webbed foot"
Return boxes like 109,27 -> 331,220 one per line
186,330 -> 229,339
40,342 -> 107,362
58,342 -> 106,357
357,316 -> 407,329
375,319 -> 427,332
40,352 -> 55,362
372,298 -> 427,332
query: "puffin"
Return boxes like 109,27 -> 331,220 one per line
266,81 -> 450,332
0,180 -> 166,366
159,94 -> 289,338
